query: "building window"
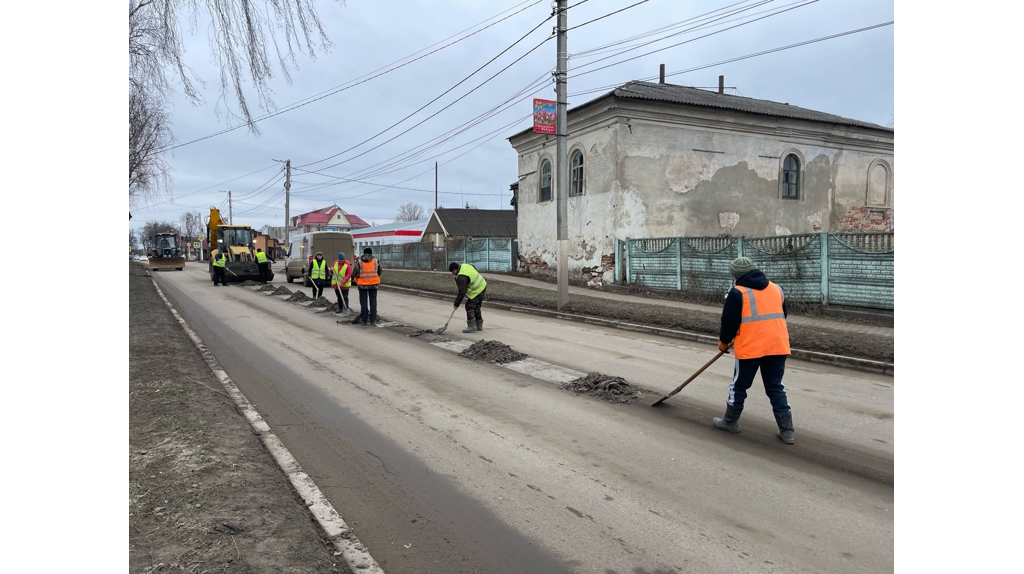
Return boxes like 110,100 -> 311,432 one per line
782,154 -> 800,199
540,160 -> 552,202
569,150 -> 584,196
867,160 -> 891,206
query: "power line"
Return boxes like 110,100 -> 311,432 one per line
131,164 -> 279,211
296,14 -> 555,169
570,0 -> 820,79
154,0 -> 543,153
568,0 -> 656,31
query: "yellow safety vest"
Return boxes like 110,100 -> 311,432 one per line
459,264 -> 487,299
212,253 -> 226,268
256,251 -> 269,263
310,259 -> 327,280
332,261 -> 351,288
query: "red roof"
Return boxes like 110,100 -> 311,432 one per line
291,205 -> 370,230
346,214 -> 370,227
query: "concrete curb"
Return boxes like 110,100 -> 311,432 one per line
151,280 -> 386,574
381,285 -> 894,377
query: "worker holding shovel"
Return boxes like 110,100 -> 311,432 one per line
331,252 -> 353,316
449,262 -> 487,333
712,257 -> 796,445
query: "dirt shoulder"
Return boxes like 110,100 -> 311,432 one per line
129,263 -> 350,574
380,270 -> 893,364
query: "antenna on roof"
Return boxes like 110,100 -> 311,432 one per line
719,75 -> 725,94
659,64 -> 665,84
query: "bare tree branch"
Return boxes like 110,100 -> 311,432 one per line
395,202 -> 427,222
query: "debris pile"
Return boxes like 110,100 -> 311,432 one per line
258,284 -> 277,292
560,372 -> 645,404
286,291 -> 311,302
239,280 -> 261,287
406,329 -> 435,338
459,340 -> 527,364
349,314 -> 390,324
317,302 -> 339,313
308,296 -> 332,308
271,286 -> 291,296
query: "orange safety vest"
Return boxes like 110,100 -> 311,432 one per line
732,282 -> 791,359
355,258 -> 380,286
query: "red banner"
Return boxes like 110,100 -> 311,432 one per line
533,99 -> 556,134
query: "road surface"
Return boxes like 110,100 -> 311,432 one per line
151,264 -> 893,574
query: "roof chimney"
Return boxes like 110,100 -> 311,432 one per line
659,64 -> 665,84
718,75 -> 724,94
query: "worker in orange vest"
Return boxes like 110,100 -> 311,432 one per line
352,247 -> 383,325
712,257 -> 795,444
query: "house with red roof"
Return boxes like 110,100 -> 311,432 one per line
288,205 -> 370,239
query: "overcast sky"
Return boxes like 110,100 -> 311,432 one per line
128,0 -> 894,235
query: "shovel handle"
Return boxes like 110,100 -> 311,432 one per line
651,344 -> 732,406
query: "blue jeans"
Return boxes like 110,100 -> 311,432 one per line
359,288 -> 377,323
726,355 -> 791,414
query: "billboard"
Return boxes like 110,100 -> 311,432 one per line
533,99 -> 556,134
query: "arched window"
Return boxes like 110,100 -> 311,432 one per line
540,160 -> 552,202
569,150 -> 585,196
782,154 -> 800,199
867,161 -> 890,206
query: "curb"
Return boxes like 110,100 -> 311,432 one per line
151,280 -> 386,574
381,285 -> 894,377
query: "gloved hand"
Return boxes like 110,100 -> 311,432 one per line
718,341 -> 731,353
454,303 -> 460,309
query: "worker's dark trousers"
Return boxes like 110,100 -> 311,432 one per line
359,288 -> 378,324
334,287 -> 350,310
213,267 -> 225,286
726,355 -> 790,414
258,262 -> 271,283
465,288 -> 486,322
312,279 -> 327,299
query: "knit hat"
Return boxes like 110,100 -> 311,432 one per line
729,257 -> 758,279
448,262 -> 460,272
363,247 -> 373,255
338,252 -> 345,260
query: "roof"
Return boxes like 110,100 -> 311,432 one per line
510,80 -> 892,139
425,209 -> 517,238
292,205 -> 370,229
350,219 -> 428,236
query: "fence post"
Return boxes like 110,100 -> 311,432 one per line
625,238 -> 632,284
614,239 -> 622,283
486,239 -> 491,272
675,238 -> 682,290
819,232 -> 830,306
737,236 -> 744,259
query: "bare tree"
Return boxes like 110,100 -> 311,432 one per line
129,0 -> 343,132
395,202 -> 426,222
179,210 -> 203,241
129,85 -> 174,204
130,229 -> 140,252
141,220 -> 181,252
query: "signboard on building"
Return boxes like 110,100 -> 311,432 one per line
533,99 -> 556,134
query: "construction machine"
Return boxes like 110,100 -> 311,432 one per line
206,207 -> 272,283
148,231 -> 186,271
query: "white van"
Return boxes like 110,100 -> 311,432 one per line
284,231 -> 355,286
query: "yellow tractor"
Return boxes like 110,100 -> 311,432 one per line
149,231 -> 186,271
207,208 -> 270,283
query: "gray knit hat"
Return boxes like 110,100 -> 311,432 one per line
729,257 -> 758,279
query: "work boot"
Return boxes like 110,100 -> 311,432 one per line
774,411 -> 795,445
462,321 -> 477,333
713,404 -> 741,433
475,320 -> 483,331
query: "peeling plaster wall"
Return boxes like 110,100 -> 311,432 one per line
511,99 -> 893,281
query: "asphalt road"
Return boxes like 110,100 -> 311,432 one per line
152,264 -> 894,574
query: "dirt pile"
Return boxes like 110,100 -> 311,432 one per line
349,314 -> 390,324
258,284 -> 277,292
406,329 -> 435,337
560,372 -> 646,405
271,286 -> 291,296
286,291 -> 312,302
309,296 -> 332,308
240,280 -> 261,286
317,302 -> 340,313
459,340 -> 527,364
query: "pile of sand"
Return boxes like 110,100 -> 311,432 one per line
559,372 -> 646,404
459,340 -> 527,364
271,286 -> 291,296
286,291 -> 311,302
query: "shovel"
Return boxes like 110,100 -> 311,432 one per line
436,307 -> 458,334
651,344 -> 732,407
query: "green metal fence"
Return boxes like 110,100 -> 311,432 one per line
622,232 -> 893,310
371,239 -> 517,273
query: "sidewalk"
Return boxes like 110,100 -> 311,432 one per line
480,273 -> 894,339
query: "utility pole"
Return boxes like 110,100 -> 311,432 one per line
435,161 -> 438,210
274,159 -> 291,245
555,0 -> 569,310
220,190 -> 233,224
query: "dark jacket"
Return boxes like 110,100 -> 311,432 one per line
352,254 -> 383,289
719,269 -> 788,345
